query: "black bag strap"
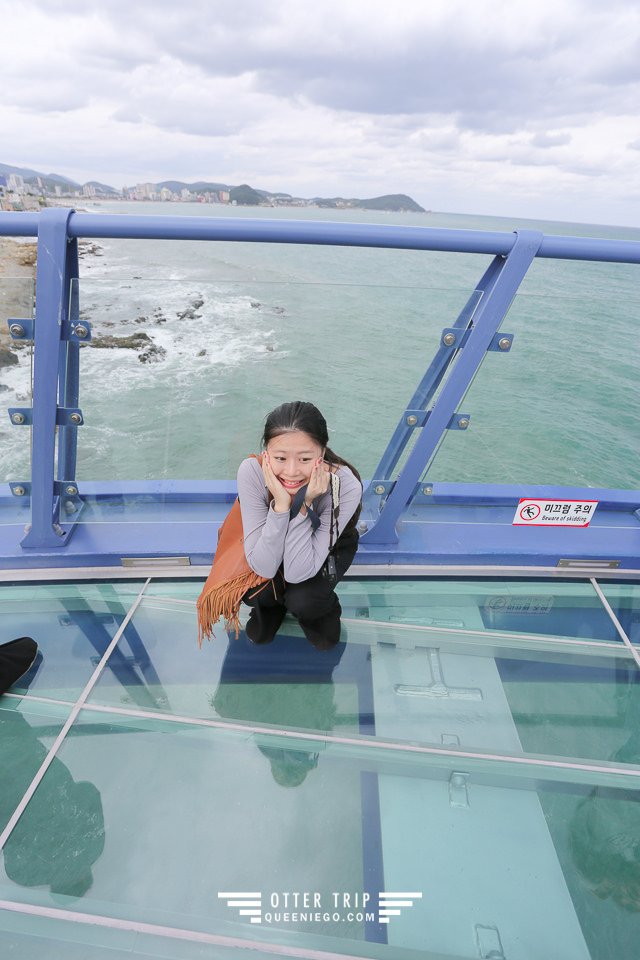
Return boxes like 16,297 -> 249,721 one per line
289,485 -> 321,531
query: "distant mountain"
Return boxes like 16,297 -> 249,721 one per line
230,184 -> 263,205
157,180 -> 231,194
85,181 -> 118,195
0,161 -> 48,180
355,194 -> 425,213
0,162 -> 81,189
2,162 -> 426,212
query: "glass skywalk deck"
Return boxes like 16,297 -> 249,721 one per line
2,574 -> 640,959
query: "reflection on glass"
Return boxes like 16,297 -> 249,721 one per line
0,582 -> 142,700
212,630 -> 346,786
597,582 -> 640,647
340,578 -> 614,643
0,708 -> 104,898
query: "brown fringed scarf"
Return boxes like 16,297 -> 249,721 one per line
197,456 -> 270,646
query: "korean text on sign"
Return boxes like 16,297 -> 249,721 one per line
513,499 -> 598,527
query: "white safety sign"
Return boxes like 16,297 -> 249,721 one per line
513,499 -> 598,527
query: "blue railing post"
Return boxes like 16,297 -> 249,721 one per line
21,207 -> 78,549
57,260 -> 82,493
360,230 -> 544,544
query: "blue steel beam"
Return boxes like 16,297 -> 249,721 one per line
0,213 -> 39,236
21,208 -> 77,548
2,210 -> 639,263
360,230 -> 544,544
67,214 -> 640,264
57,268 -> 81,491
366,288 -> 483,489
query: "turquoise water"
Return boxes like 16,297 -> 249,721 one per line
2,204 -> 639,487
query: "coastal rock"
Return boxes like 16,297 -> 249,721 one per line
0,344 -> 18,368
87,331 -> 167,363
138,344 -> 166,363
90,332 -> 154,350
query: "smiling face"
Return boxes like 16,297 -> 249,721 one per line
266,430 -> 324,492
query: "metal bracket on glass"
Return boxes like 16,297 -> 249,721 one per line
369,479 -> 395,498
7,318 -> 34,340
412,482 -> 435,502
447,412 -> 470,430
440,327 -> 469,349
449,772 -> 470,808
54,480 -> 84,516
67,320 -> 92,343
487,332 -> 514,352
56,407 -> 84,426
394,649 -> 483,701
8,407 -> 32,426
9,482 -> 31,498
475,924 -> 505,960
403,409 -> 429,428
441,733 -> 461,746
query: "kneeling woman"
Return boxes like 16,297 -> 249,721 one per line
238,401 -> 362,650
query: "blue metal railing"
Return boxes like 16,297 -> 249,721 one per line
1,207 -> 639,557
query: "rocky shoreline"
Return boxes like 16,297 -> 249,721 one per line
0,238 -> 36,369
1,238 -> 164,370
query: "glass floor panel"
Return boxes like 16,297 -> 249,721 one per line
1,575 -> 640,960
0,581 -> 146,701
339,578 -> 620,644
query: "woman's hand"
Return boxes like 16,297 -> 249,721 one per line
305,457 -> 330,503
261,452 -> 292,513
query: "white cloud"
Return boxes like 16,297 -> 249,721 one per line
1,0 -> 639,225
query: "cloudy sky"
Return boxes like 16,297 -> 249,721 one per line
2,0 -> 639,226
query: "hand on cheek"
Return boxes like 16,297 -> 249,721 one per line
262,452 -> 291,512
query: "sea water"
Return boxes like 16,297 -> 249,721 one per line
1,203 -> 639,489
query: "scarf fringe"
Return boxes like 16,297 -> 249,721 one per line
197,571 -> 269,647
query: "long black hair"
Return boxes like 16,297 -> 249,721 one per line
262,401 -> 362,532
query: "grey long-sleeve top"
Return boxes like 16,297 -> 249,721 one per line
237,457 -> 362,583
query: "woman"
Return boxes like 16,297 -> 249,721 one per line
238,401 -> 362,650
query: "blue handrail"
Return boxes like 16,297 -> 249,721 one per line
1,210 -> 639,261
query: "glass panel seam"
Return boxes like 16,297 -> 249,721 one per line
341,616 -> 631,654
0,899 -> 388,960
78,702 -> 640,781
0,578 -> 151,854
591,576 -> 640,670
2,692 -> 76,708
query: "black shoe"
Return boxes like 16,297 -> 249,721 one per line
0,637 -> 39,695
299,601 -> 342,651
245,606 -> 286,645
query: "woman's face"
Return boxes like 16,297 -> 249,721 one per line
266,430 -> 324,493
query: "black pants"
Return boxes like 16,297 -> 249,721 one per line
242,534 -> 358,649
